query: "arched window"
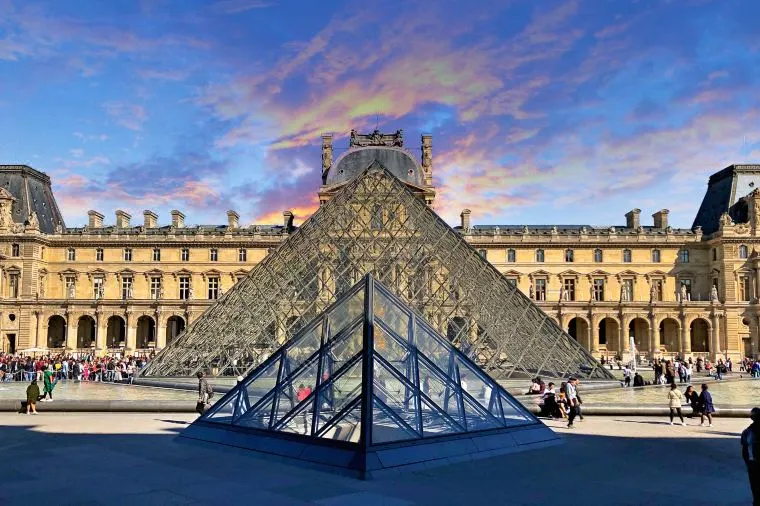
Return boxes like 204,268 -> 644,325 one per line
564,249 -> 574,262
507,249 -> 516,262
622,249 -> 632,263
594,248 -> 603,263
739,244 -> 749,259
535,249 -> 545,263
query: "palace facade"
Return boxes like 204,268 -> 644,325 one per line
0,137 -> 759,362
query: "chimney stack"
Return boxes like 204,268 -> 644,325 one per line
143,210 -> 158,228
227,210 -> 239,229
171,210 -> 185,228
653,209 -> 669,229
460,209 -> 472,231
87,210 -> 104,228
283,210 -> 294,230
625,208 -> 641,229
115,210 -> 131,228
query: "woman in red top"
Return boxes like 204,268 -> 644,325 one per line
296,384 -> 312,435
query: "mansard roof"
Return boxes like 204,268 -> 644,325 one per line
0,164 -> 66,234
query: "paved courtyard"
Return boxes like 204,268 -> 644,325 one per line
0,413 -> 753,505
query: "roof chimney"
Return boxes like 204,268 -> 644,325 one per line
625,208 -> 641,229
283,210 -> 294,231
460,209 -> 472,231
227,210 -> 239,229
87,210 -> 104,228
653,209 -> 669,229
115,210 -> 131,229
171,210 -> 185,228
143,210 -> 158,228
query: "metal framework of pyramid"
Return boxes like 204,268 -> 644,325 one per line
142,165 -> 612,380
181,274 -> 557,479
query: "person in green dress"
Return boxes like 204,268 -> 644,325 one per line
41,367 -> 56,402
26,379 -> 40,414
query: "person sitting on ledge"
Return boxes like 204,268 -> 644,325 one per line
633,372 -> 645,387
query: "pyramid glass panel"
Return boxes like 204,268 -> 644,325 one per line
184,275 -> 556,479
143,168 -> 611,381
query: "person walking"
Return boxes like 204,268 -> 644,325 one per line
699,383 -> 715,427
741,407 -> 760,506
196,371 -> 213,415
41,366 -> 56,402
623,366 -> 632,388
684,385 -> 699,418
667,383 -> 686,426
25,379 -> 40,415
566,377 -> 579,429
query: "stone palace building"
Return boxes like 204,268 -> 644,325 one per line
0,132 -> 758,363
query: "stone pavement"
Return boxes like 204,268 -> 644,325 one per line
0,413 -> 753,505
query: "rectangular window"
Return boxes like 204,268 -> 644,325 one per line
651,279 -> 663,302
535,279 -> 546,301
179,276 -> 190,300
478,249 -> 487,259
65,275 -> 76,298
153,248 -> 161,261
563,278 -> 576,301
238,248 -> 247,262
652,249 -> 661,263
621,279 -> 634,301
150,276 -> 161,299
593,279 -> 605,302
121,277 -> 133,300
507,249 -> 516,262
536,249 -> 545,262
207,277 -> 219,299
67,248 -> 76,261
9,273 -> 19,298
712,248 -> 717,261
565,249 -> 574,262
11,244 -> 19,257
506,277 -> 517,288
181,248 -> 190,262
96,248 -> 104,261
678,249 -> 690,263
123,248 -> 132,261
210,248 -> 218,262
623,249 -> 632,263
594,249 -> 603,262
740,275 -> 752,302
93,276 -> 104,299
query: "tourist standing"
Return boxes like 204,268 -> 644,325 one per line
667,383 -> 686,426
685,362 -> 693,383
41,366 -> 56,402
740,407 -> 760,505
25,379 -> 39,415
196,371 -> 213,414
623,366 -> 632,387
699,383 -> 715,427
566,377 -> 579,429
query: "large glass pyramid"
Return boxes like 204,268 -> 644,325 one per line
142,166 -> 611,380
181,274 -> 557,478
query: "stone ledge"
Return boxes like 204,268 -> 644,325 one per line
0,399 -> 195,413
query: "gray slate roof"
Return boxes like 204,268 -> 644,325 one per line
0,165 -> 65,234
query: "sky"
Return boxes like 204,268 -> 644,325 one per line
1,0 -> 759,229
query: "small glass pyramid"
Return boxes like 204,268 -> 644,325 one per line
183,274 -> 556,478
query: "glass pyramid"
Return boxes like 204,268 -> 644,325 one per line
182,274 -> 556,478
142,166 -> 611,380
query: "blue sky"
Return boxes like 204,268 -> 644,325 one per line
1,0 -> 758,228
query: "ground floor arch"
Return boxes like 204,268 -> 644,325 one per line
628,317 -> 649,351
659,318 -> 680,353
690,318 -> 710,353
47,315 -> 66,348
166,315 -> 186,345
106,315 -> 126,348
77,315 -> 96,349
136,315 -> 156,349
598,317 -> 619,352
567,317 -> 589,349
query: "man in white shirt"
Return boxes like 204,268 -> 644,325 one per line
566,377 -> 579,428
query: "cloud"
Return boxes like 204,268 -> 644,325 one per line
137,68 -> 191,81
209,0 -> 273,14
103,102 -> 148,132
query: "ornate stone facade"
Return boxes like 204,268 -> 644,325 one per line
0,154 -> 758,362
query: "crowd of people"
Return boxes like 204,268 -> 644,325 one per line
0,351 -> 152,385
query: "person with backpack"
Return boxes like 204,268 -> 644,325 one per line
196,371 -> 214,414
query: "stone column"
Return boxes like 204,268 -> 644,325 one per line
710,313 -> 720,360
590,315 -> 599,354
95,311 -> 107,353
753,316 -> 760,359
125,310 -> 136,352
680,314 -> 691,356
649,313 -> 658,357
34,311 -> 43,348
156,311 -> 167,349
65,313 -> 77,350
619,317 -> 628,353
